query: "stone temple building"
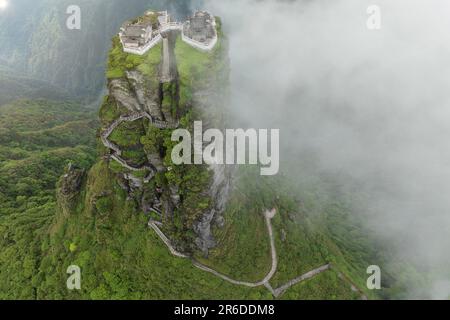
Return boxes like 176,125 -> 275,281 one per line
120,22 -> 153,48
120,11 -> 169,49
119,10 -> 217,54
183,11 -> 216,44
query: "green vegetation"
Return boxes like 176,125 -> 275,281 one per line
0,99 -> 97,298
175,18 -> 226,90
197,187 -> 272,282
161,82 -> 179,118
30,160 -> 269,299
279,269 -> 361,300
184,162 -> 426,299
174,25 -> 227,109
107,36 -> 161,79
139,112 -> 214,252
0,100 -> 97,216
99,96 -> 122,125
0,152 -> 371,299
109,120 -> 147,167
0,99 -> 94,133
0,14 -> 419,300
0,73 -> 72,106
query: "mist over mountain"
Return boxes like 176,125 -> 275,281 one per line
1,0 -> 449,300
0,0 -> 201,97
209,0 -> 450,298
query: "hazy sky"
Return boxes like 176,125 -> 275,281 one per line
207,0 -> 450,298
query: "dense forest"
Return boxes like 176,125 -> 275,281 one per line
0,99 -> 97,298
0,30 -> 381,301
0,87 -> 417,300
0,1 -> 433,300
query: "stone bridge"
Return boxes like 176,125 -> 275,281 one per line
160,22 -> 183,33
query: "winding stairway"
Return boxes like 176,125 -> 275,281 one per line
148,209 -> 337,298
101,111 -> 178,178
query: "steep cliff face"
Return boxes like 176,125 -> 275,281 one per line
59,16 -> 230,256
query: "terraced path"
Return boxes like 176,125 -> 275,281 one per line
148,209 -> 332,298
101,111 -> 178,175
101,106 -> 365,299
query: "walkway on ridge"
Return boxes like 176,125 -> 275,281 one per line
148,209 -> 332,298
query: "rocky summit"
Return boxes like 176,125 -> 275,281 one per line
86,12 -> 230,256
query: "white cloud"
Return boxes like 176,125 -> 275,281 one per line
208,0 -> 450,298
0,0 -> 9,11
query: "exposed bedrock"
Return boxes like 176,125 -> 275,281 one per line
58,164 -> 86,217
109,78 -> 141,113
125,70 -> 163,119
194,164 -> 233,256
147,152 -> 165,172
102,27 -> 229,256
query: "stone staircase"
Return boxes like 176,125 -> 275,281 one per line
101,111 -> 179,181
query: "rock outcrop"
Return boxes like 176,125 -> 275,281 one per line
98,15 -> 229,256
57,163 -> 86,216
60,164 -> 85,197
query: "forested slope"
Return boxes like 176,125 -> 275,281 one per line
0,99 -> 97,298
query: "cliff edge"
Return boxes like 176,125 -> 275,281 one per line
58,12 -> 230,256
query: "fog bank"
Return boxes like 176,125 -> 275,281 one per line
207,0 -> 450,298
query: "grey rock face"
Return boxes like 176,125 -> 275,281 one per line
281,229 -> 287,242
215,215 -> 225,228
116,174 -> 130,193
169,185 -> 181,205
125,70 -> 163,119
194,208 -> 217,255
126,71 -> 147,105
194,163 -> 232,256
190,80 -> 232,255
102,24 -> 229,257
124,173 -> 143,189
60,166 -> 85,197
58,164 -> 86,217
147,152 -> 165,172
141,191 -> 157,214
109,78 -> 141,112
